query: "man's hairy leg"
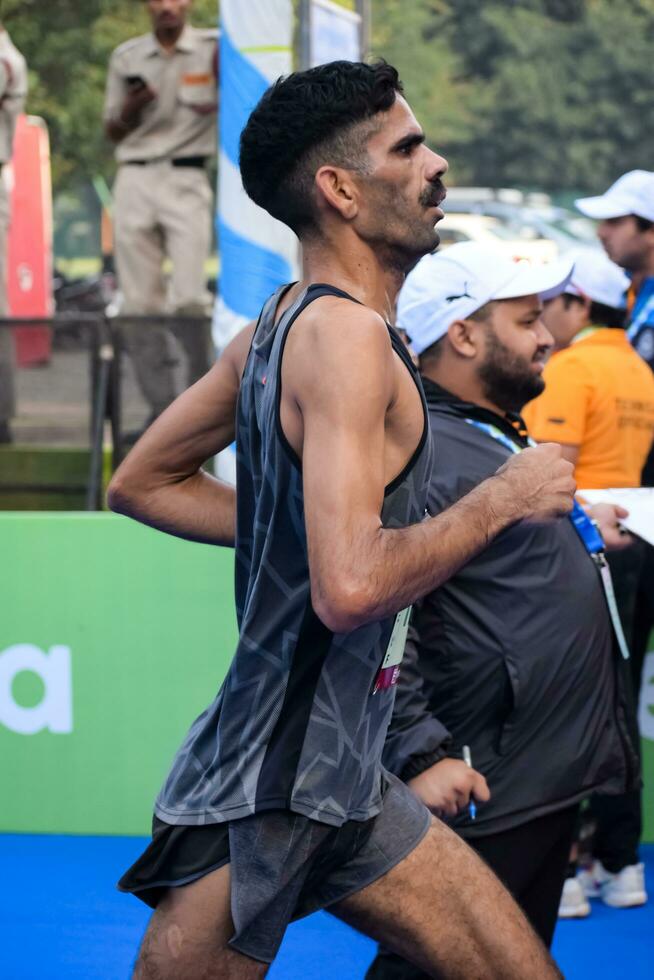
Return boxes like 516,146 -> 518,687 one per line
331,819 -> 561,980
132,864 -> 268,980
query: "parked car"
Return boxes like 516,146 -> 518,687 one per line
437,212 -> 558,263
443,187 -> 601,256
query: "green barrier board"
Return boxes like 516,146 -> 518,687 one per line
0,513 -> 652,838
0,513 -> 237,835
640,649 -> 654,841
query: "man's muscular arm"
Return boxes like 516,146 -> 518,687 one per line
107,324 -> 255,545
289,308 -> 575,633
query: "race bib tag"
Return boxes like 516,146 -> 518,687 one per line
372,606 -> 411,694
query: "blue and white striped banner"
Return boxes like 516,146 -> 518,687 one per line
214,0 -> 298,352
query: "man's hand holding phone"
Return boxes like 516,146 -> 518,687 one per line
121,75 -> 156,127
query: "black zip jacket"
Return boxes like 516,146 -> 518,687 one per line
383,377 -> 639,838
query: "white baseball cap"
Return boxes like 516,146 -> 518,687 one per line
397,242 -> 574,355
575,170 -> 654,222
563,248 -> 629,310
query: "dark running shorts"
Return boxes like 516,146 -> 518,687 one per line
119,771 -> 431,963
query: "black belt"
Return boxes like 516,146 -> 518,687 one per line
124,156 -> 208,168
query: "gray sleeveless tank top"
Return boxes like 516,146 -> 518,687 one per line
155,284 -> 432,827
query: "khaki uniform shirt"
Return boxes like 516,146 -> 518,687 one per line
0,29 -> 28,163
104,25 -> 218,164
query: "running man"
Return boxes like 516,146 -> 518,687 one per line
108,61 -> 573,978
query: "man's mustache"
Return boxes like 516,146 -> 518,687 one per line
420,180 -> 447,208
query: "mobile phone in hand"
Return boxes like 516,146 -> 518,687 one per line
126,75 -> 147,91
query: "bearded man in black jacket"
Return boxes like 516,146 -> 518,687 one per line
367,242 -> 639,978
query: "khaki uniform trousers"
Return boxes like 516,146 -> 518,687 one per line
0,174 -> 14,423
113,161 -> 214,416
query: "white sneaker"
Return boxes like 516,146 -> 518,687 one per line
577,860 -> 605,898
558,877 -> 591,918
600,863 -> 648,909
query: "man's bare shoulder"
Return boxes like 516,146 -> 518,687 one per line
293,295 -> 392,358
286,296 -> 395,403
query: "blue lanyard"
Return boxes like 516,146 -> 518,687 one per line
463,416 -> 630,657
568,500 -> 605,554
463,419 -> 525,455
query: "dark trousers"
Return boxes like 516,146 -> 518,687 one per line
587,544 -> 646,873
364,806 -> 579,979
591,789 -> 642,873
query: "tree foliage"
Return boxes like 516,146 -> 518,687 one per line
1,0 -> 652,193
372,0 -> 654,192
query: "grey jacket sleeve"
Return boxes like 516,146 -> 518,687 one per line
382,623 -> 452,780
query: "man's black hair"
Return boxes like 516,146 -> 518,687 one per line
635,216 -> 654,233
239,60 -> 403,236
418,336 -> 445,367
562,292 -> 626,329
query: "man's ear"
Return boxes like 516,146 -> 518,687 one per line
446,318 -> 481,359
314,165 -> 359,221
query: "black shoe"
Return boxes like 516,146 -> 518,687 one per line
0,421 -> 12,445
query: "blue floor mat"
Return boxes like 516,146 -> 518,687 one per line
2,834 -> 652,978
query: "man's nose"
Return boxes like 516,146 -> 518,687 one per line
425,147 -> 448,180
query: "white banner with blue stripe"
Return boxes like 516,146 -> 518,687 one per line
214,0 -> 298,353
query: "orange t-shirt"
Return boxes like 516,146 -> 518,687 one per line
523,328 -> 654,488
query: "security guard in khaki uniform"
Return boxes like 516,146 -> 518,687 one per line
0,24 -> 27,445
104,0 -> 218,422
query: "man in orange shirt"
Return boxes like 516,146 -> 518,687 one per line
524,249 -> 654,490
525,248 -> 654,914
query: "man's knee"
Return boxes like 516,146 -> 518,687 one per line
133,907 -> 267,980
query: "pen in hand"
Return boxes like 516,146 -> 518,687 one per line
462,744 -> 477,821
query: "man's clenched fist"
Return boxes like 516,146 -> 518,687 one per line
408,758 -> 490,819
494,442 -> 576,525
